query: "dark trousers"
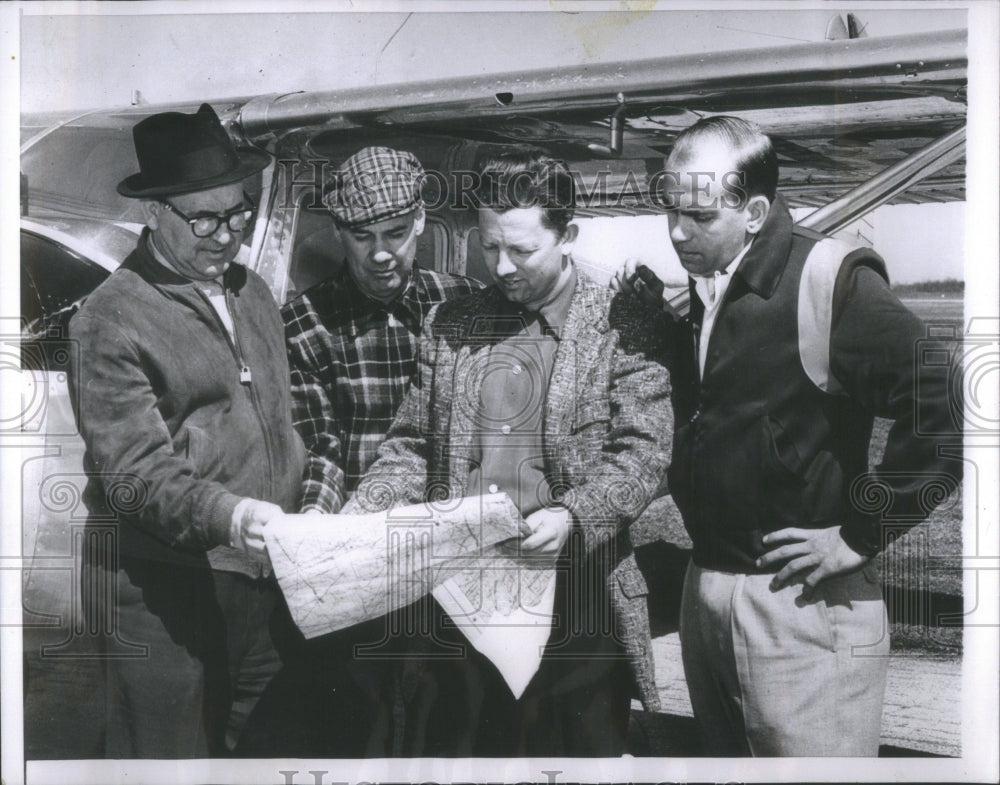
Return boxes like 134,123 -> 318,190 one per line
239,558 -> 633,758
236,611 -> 404,758
95,557 -> 283,758
417,563 -> 634,758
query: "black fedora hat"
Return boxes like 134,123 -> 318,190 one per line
117,103 -> 271,198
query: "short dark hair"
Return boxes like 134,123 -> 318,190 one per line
668,116 -> 778,203
475,148 -> 575,236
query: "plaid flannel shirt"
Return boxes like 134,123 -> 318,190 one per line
282,266 -> 482,513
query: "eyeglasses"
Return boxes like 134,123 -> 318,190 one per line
160,195 -> 255,238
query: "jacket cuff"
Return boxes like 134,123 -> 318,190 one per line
840,513 -> 884,558
204,491 -> 244,548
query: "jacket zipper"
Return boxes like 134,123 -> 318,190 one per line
195,287 -> 276,502
228,288 -> 276,502
690,272 -> 740,534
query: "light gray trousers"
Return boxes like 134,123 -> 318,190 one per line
680,560 -> 891,756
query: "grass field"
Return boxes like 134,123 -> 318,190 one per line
892,279 -> 963,298
881,297 -> 964,652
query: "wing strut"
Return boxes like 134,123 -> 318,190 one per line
798,125 -> 965,234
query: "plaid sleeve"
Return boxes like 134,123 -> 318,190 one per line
282,296 -> 346,514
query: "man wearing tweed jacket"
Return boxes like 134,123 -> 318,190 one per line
343,149 -> 672,756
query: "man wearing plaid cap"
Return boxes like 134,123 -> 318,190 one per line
240,147 -> 480,756
283,146 -> 480,512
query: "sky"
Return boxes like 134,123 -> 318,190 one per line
9,2 -> 984,283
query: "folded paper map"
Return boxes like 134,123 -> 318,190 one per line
264,493 -> 558,694
433,562 -> 556,698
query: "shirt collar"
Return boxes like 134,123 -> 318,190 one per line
692,241 -> 752,308
697,240 -> 753,282
520,262 -> 576,339
341,266 -> 425,327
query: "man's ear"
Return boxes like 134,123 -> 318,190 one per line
745,195 -> 771,236
412,206 -> 426,237
140,200 -> 161,231
559,222 -> 579,254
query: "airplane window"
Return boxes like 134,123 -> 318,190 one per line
285,204 -> 450,304
21,128 -> 141,222
21,125 -> 264,226
20,232 -> 109,371
417,220 -> 448,275
286,205 -> 344,303
464,227 -> 493,285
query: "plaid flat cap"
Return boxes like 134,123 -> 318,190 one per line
323,146 -> 425,227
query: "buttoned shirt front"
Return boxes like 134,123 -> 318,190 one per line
466,266 -> 577,517
282,265 -> 480,513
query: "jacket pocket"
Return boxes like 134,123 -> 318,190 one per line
615,560 -> 649,599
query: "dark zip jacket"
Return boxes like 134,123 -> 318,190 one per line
69,230 -> 305,576
666,196 -> 962,572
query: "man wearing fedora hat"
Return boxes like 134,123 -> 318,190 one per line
235,146 -> 480,756
69,104 -> 306,758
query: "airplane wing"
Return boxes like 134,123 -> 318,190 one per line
22,28 -> 966,223
20,27 -> 967,307
235,28 -> 966,212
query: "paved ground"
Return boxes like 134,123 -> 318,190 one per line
23,626 -> 961,759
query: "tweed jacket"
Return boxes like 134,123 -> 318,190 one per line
345,268 -> 673,710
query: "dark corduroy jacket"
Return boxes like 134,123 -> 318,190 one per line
68,231 -> 305,576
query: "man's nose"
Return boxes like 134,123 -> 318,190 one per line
212,223 -> 234,244
372,233 -> 396,258
495,249 -> 516,277
669,218 -> 688,244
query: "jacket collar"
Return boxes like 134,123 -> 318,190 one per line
463,264 -> 607,339
562,265 -> 611,334
124,228 -> 248,293
534,264 -> 577,338
730,193 -> 794,299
